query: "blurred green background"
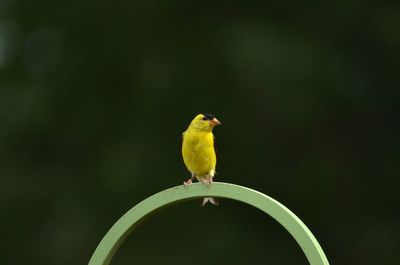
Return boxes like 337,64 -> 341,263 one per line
1,1 -> 399,264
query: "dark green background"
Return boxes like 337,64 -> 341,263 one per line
1,1 -> 399,264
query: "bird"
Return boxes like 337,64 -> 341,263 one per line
181,113 -> 221,206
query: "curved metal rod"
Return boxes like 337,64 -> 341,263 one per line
89,182 -> 329,265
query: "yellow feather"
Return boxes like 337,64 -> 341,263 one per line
182,114 -> 220,181
182,130 -> 216,178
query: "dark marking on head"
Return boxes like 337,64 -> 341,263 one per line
202,113 -> 215,120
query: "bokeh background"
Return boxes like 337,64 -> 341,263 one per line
1,1 -> 399,264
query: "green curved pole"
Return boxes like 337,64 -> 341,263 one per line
89,182 -> 329,265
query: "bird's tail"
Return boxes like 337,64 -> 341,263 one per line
201,197 -> 219,206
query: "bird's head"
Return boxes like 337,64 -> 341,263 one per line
189,113 -> 222,131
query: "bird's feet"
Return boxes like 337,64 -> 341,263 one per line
183,179 -> 193,186
184,174 -> 196,186
202,178 -> 213,188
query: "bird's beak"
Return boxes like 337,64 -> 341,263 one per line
210,117 -> 222,126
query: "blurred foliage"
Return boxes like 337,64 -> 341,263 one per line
1,0 -> 400,264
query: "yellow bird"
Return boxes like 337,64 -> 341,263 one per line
181,113 -> 221,205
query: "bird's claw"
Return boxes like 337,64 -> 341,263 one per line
184,179 -> 193,186
202,178 -> 213,188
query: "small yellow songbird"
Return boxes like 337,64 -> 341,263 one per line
181,113 -> 221,205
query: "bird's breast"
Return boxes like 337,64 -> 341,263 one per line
182,131 -> 216,176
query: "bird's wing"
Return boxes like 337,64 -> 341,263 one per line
181,131 -> 185,150
213,134 -> 217,154
213,134 -> 218,175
